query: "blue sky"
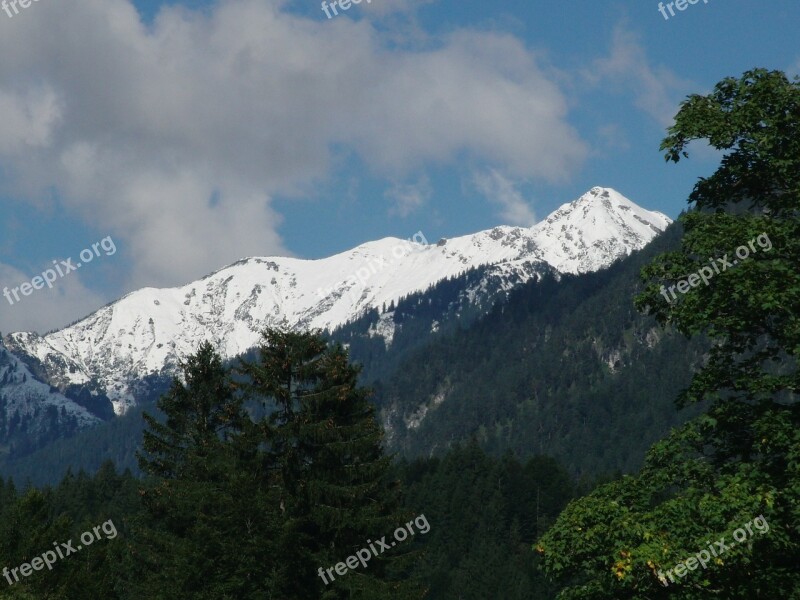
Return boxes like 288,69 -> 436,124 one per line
0,0 -> 798,332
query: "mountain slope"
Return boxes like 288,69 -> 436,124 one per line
4,187 -> 670,414
368,222 -> 706,476
0,218 -> 690,485
0,339 -> 106,459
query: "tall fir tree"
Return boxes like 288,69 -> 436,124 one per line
129,342 -> 273,599
238,328 -> 423,599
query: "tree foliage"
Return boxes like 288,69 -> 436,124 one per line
537,69 -> 800,599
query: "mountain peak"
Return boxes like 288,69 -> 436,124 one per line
585,185 -> 619,196
529,187 -> 672,274
574,186 -> 647,210
6,187 -> 671,414
587,185 -> 612,197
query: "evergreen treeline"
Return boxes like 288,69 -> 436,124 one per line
0,452 -> 575,599
0,462 -> 138,599
374,222 -> 708,477
0,227 -> 705,486
1,404 -> 150,486
0,356 -> 576,598
330,262 -> 548,384
396,441 -> 575,599
1,233 -> 702,486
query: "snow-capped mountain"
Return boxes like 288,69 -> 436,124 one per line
0,338 -> 102,453
4,187 -> 671,415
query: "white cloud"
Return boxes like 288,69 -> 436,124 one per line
595,123 -> 631,152
473,169 -> 535,226
0,262 -> 109,334
360,0 -> 435,17
0,0 -> 586,294
385,176 -> 432,217
584,25 -> 691,127
0,85 -> 62,154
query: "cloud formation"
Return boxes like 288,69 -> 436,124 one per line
584,25 -> 691,127
385,176 -> 432,217
473,168 -> 536,226
0,0 -> 585,294
0,261 -> 107,334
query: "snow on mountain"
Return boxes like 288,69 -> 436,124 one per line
532,187 -> 672,272
0,339 -> 101,433
4,187 -> 671,415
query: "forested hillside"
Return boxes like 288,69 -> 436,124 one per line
0,443 -> 575,599
0,332 -> 581,599
1,223 -> 706,485
367,223 -> 707,476
1,228 -> 703,486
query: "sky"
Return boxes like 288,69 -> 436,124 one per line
0,0 -> 798,333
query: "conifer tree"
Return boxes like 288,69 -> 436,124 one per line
238,328 -> 423,599
130,342 -> 269,599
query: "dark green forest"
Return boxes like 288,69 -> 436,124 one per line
368,223 -> 707,476
0,334 -> 576,599
0,226 -> 703,486
0,450 -> 574,599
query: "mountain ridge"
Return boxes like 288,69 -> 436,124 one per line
4,187 -> 671,414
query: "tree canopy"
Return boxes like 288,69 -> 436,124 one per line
536,68 -> 800,599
